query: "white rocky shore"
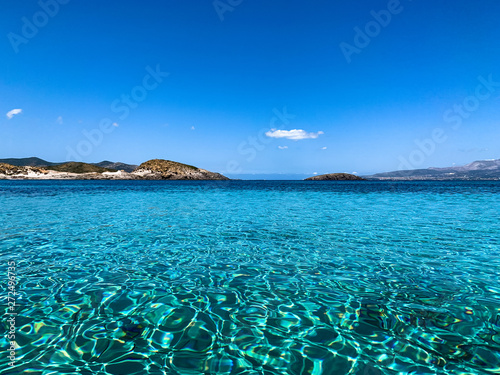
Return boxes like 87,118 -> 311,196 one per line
0,168 -> 138,180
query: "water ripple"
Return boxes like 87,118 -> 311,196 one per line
1,181 -> 499,374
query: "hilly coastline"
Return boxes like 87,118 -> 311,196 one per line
365,159 -> 500,180
1,157 -> 499,181
0,159 -> 229,180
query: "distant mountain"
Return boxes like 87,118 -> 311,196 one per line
430,159 -> 500,172
366,159 -> 500,180
93,161 -> 137,172
305,173 -> 365,181
47,162 -> 117,174
0,157 -> 59,167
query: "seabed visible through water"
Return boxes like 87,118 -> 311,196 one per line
1,180 -> 499,374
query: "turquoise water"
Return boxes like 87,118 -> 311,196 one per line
1,180 -> 499,374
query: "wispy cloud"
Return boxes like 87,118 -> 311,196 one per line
278,146 -> 288,149
56,116 -> 63,124
266,128 -> 323,140
321,146 -> 327,150
6,108 -> 22,119
191,126 -> 195,130
113,122 -> 119,127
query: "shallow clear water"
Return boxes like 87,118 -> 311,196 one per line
0,180 -> 499,374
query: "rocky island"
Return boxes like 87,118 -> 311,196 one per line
133,159 -> 229,180
305,173 -> 366,181
0,158 -> 229,180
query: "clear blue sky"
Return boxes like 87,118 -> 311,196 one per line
1,0 -> 500,176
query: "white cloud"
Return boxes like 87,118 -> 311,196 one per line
112,122 -> 119,127
265,128 -> 324,140
313,172 -> 318,175
278,146 -> 288,149
191,126 -> 195,130
56,116 -> 63,124
321,146 -> 327,150
6,109 -> 22,119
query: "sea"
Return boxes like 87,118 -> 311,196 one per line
0,180 -> 499,374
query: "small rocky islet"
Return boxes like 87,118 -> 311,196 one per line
304,173 -> 366,181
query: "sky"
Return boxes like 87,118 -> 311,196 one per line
1,0 -> 500,177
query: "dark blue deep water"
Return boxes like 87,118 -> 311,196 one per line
0,181 -> 499,374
